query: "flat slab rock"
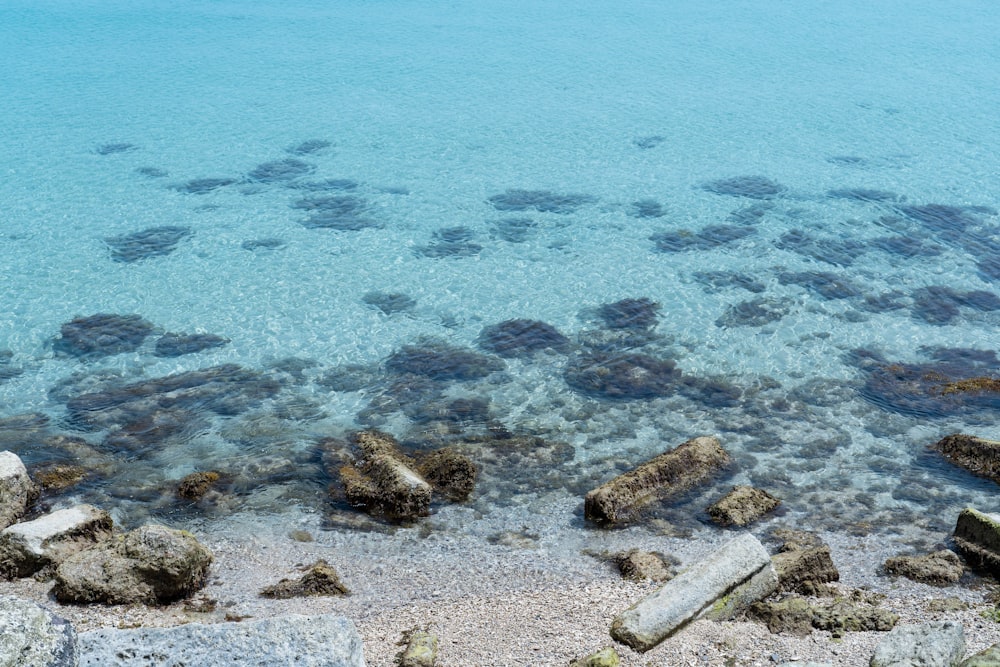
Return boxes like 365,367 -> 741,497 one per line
870,621 -> 966,667
0,504 -> 113,579
0,595 -> 77,667
78,614 -> 364,667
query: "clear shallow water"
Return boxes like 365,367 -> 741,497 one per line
1,1 -> 1000,551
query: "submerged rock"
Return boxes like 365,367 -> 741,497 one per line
597,297 -> 661,330
707,485 -> 780,527
105,226 -> 192,263
32,463 -> 89,492
565,351 -> 681,400
487,189 -> 597,214
339,431 -> 432,521
154,332 -> 229,358
702,176 -> 785,199
259,559 -> 349,599
53,524 -> 213,604
177,471 -> 221,501
477,319 -> 571,357
933,434 -> 1000,485
585,436 -> 731,525
386,342 -> 505,382
54,313 -> 154,359
416,448 -> 476,502
884,549 -> 963,586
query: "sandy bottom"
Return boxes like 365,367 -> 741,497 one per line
2,509 -> 1000,667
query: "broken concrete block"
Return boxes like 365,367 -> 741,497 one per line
0,504 -> 113,579
585,436 -> 731,525
610,533 -> 776,652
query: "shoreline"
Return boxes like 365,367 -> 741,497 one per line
3,510 -> 998,666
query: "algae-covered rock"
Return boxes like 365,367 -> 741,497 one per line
771,530 -> 839,595
585,436 -> 731,525
177,471 -> 221,501
53,524 -> 212,604
417,449 -> 476,502
885,549 -> 963,586
33,464 -> 89,492
953,508 -> 1000,576
614,550 -> 674,582
751,594 -> 898,638
707,485 -> 780,527
961,643 -> 1000,667
340,431 -> 432,521
260,560 -> 349,599
399,629 -> 438,667
934,434 -> 1000,485
570,646 -> 621,667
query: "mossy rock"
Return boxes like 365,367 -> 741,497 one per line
259,559 -> 349,599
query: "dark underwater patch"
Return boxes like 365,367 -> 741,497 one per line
477,319 -> 571,358
827,156 -> 868,166
701,176 -> 785,199
911,286 -> 1000,325
247,158 -> 315,183
859,292 -> 907,313
650,225 -> 755,253
105,226 -> 192,263
241,238 -> 286,251
385,341 -> 505,382
286,178 -> 359,192
632,135 -> 666,149
870,236 -> 943,259
489,217 -> 536,243
136,167 -> 168,178
627,199 -> 666,218
292,195 -> 376,230
777,271 -> 861,300
173,177 -> 238,195
415,226 -> 482,258
95,143 -> 137,155
54,314 -> 155,359
487,189 -> 597,214
597,297 -> 660,330
692,271 -> 766,294
564,351 -> 680,399
362,291 -> 416,315
897,204 -> 981,233
154,333 -> 230,358
715,297 -> 790,328
850,346 -> 1000,419
286,139 -> 331,156
774,230 -> 867,267
827,188 -> 902,203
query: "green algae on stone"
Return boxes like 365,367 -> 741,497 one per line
954,508 -> 1000,576
570,646 -> 621,667
398,629 -> 438,667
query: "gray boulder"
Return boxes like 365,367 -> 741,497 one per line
870,621 -> 965,667
0,595 -> 77,667
0,451 -> 37,529
53,524 -> 212,605
78,614 -> 364,666
610,533 -> 777,651
0,505 -> 113,579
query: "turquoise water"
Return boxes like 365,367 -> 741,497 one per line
1,0 -> 999,546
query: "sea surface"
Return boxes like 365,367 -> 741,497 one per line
2,0 -> 999,558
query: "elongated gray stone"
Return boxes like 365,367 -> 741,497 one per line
870,621 -> 966,667
0,451 -> 36,530
610,533 -> 776,652
0,595 -> 77,667
78,614 -> 364,666
0,505 -> 113,579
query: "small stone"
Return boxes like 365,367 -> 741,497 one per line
399,629 -> 438,667
177,471 -> 221,501
614,550 -> 674,582
570,646 -> 621,667
259,560 -> 349,599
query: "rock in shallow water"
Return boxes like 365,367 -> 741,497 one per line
54,314 -> 154,359
707,485 -> 780,527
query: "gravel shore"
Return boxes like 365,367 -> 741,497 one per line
2,507 -> 998,666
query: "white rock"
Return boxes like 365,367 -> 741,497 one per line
0,595 -> 77,666
0,505 -> 113,579
870,621 -> 966,667
0,451 -> 36,530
